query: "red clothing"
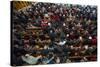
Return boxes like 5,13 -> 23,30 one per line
41,23 -> 48,27
91,38 -> 97,45
41,20 -> 48,29
50,15 -> 59,21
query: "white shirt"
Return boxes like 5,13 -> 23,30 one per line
57,40 -> 66,46
21,55 -> 39,65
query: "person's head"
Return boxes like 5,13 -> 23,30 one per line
48,53 -> 53,58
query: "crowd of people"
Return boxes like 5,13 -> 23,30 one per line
11,2 -> 97,66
